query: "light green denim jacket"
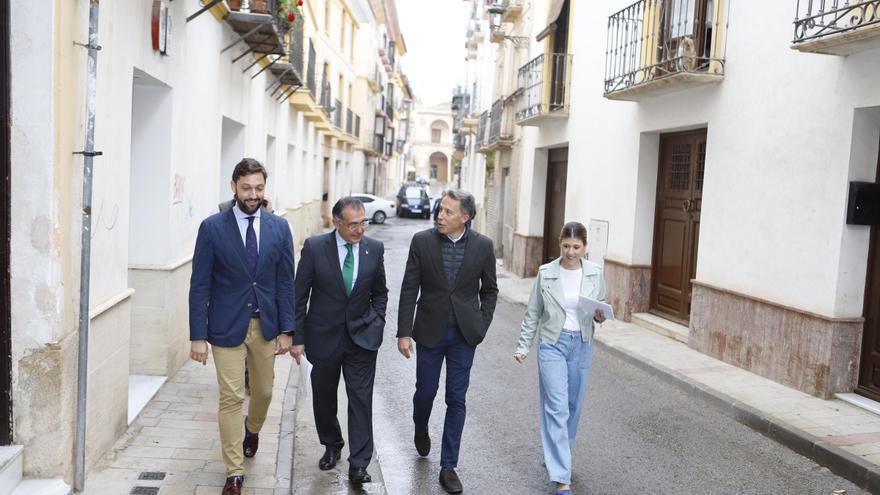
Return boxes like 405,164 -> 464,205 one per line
515,256 -> 606,356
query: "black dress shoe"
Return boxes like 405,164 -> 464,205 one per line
242,419 -> 259,458
414,431 -> 431,456
439,468 -> 463,494
319,445 -> 343,470
348,466 -> 372,484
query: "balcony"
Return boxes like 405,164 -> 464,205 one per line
485,98 -> 514,151
354,115 -> 361,138
604,0 -> 727,101
368,64 -> 382,93
224,0 -> 289,57
346,108 -> 354,135
475,111 -> 489,153
501,0 -> 523,22
792,1 -> 880,55
515,53 -> 572,125
333,99 -> 343,129
372,134 -> 385,155
267,13 -> 305,88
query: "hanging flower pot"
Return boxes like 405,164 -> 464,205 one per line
227,0 -> 242,11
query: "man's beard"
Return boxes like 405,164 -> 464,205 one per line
235,195 -> 261,215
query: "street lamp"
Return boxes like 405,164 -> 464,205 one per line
487,1 -> 528,48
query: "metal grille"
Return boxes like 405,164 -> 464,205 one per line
289,15 -> 305,77
488,98 -> 512,144
516,53 -> 572,122
355,115 -> 361,137
138,472 -> 166,481
793,1 -> 880,43
130,487 -> 159,495
334,99 -> 342,128
696,141 -> 706,191
670,143 -> 691,190
306,41 -> 316,97
604,0 -> 729,96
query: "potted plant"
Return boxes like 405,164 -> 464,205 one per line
276,0 -> 300,32
227,0 -> 242,11
251,0 -> 270,14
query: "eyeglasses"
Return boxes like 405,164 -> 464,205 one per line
339,219 -> 369,232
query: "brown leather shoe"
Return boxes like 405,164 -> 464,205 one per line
243,419 -> 259,458
439,468 -> 463,494
222,475 -> 243,495
414,431 -> 430,456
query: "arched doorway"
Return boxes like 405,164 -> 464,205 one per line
429,151 -> 449,184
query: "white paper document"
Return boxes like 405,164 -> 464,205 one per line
578,296 -> 615,321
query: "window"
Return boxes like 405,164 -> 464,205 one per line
430,165 -> 438,179
355,195 -> 374,203
405,187 -> 423,198
431,129 -> 442,143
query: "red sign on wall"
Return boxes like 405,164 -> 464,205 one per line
152,0 -> 170,55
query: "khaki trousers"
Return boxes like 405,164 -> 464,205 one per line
212,318 -> 277,476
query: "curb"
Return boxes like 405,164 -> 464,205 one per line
595,338 -> 880,494
275,363 -> 301,495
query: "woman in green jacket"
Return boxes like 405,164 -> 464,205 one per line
514,222 -> 607,495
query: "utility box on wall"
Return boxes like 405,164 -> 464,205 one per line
847,181 -> 880,225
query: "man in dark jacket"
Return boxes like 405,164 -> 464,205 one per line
291,197 -> 388,485
397,189 -> 498,494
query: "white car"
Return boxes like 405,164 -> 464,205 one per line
352,193 -> 397,224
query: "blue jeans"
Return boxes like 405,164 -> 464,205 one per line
538,331 -> 594,485
413,324 -> 476,469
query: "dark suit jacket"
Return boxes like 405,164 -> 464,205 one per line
294,231 -> 389,360
397,228 -> 498,348
189,208 -> 295,347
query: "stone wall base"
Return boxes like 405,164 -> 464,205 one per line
690,281 -> 863,399
507,233 -> 543,278
603,258 -> 651,322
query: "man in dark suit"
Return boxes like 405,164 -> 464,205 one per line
290,197 -> 388,484
189,158 -> 295,495
397,189 -> 498,494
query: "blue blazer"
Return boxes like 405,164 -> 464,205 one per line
188,208 -> 295,347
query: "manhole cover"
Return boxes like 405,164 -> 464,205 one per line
131,487 -> 159,495
138,472 -> 166,481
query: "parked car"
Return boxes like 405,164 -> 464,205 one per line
396,183 -> 432,219
352,193 -> 396,224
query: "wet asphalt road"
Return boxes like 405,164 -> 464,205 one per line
367,217 -> 866,495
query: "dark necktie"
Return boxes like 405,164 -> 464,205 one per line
246,216 -> 258,276
342,243 -> 354,295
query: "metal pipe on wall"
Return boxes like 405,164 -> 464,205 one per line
74,0 -> 101,491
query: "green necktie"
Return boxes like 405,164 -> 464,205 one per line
342,243 -> 354,295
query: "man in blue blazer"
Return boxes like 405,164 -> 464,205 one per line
189,158 -> 295,495
290,197 -> 388,485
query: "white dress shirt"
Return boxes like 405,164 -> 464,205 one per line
335,230 -> 359,288
232,203 -> 261,251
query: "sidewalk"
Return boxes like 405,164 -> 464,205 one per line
497,261 -> 880,493
85,353 -> 299,495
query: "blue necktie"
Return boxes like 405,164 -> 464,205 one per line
246,216 -> 259,313
246,216 -> 258,275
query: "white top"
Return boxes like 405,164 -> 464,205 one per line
232,203 -> 261,251
560,265 -> 583,331
335,230 -> 360,288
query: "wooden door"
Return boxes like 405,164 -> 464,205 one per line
543,147 -> 568,263
1,0 -> 11,445
858,136 -> 880,401
651,130 -> 705,324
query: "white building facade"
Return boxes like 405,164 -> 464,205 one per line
478,0 -> 880,400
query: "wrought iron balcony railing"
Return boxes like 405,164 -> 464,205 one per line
306,41 -> 316,98
475,111 -> 489,151
373,134 -> 385,154
334,99 -> 343,128
488,97 -> 514,146
793,1 -> 880,45
515,53 -> 572,123
604,0 -> 727,97
453,133 -> 466,151
346,108 -> 354,135
320,81 -> 333,115
355,115 -> 361,138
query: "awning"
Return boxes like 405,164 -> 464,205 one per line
536,0 -> 566,42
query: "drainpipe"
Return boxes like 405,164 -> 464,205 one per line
74,1 -> 101,492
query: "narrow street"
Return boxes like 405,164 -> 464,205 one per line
367,217 -> 866,495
